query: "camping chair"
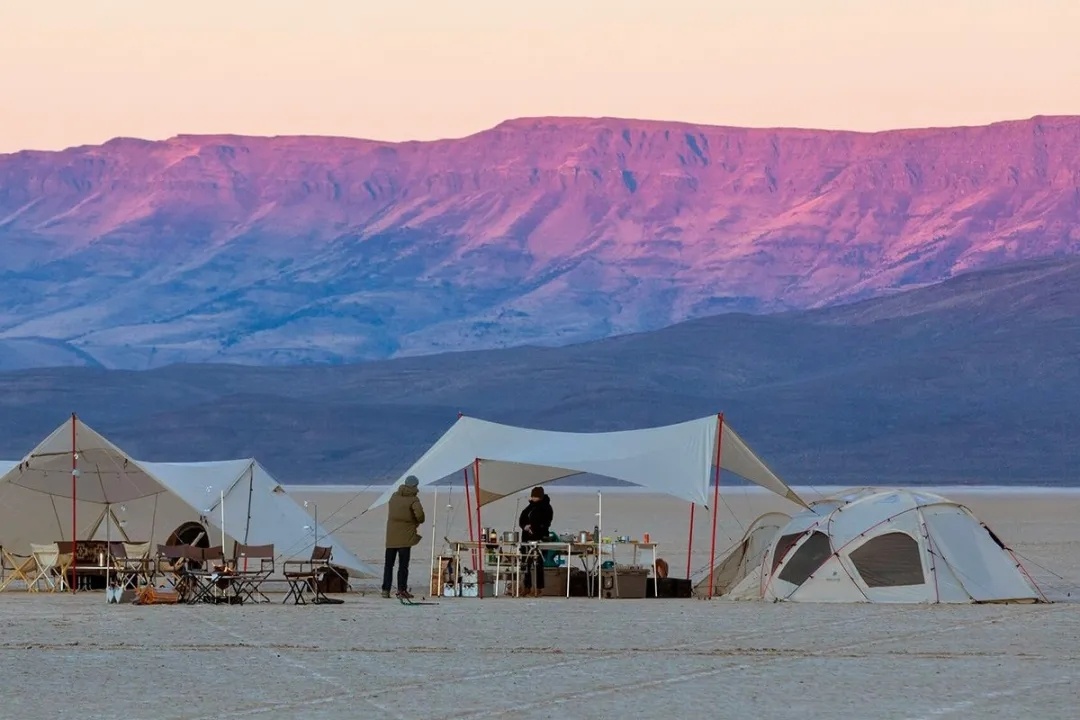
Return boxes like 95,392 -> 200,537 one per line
115,542 -> 153,589
0,548 -> 37,592
232,543 -> 274,603
29,543 -> 67,592
156,544 -> 202,602
282,545 -> 342,605
185,546 -> 231,604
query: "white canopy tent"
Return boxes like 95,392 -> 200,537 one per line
368,413 -> 808,598
370,414 -> 806,508
0,415 -> 376,582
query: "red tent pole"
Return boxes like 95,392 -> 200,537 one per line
463,468 -> 475,570
71,412 -> 78,594
685,503 -> 695,579
706,413 -> 725,600
456,411 -> 477,572
473,458 -> 484,599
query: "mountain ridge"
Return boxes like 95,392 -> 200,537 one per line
1,114 -> 1079,368
1,257 -> 1076,487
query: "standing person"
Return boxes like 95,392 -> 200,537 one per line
383,475 -> 425,599
519,486 -> 553,598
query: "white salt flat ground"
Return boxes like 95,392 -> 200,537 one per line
2,488 -> 1078,719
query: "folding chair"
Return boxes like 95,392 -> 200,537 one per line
232,543 -> 274,603
156,544 -> 201,602
282,545 -> 342,605
116,542 -> 153,589
185,545 -> 228,604
0,548 -> 37,592
29,543 -> 66,592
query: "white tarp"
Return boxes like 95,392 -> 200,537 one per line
368,414 -> 807,509
0,417 -> 375,577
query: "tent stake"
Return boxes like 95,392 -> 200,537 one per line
473,458 -> 484,599
685,502 -> 695,579
707,413 -> 724,600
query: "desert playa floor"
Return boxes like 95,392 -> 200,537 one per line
2,488 -> 1079,720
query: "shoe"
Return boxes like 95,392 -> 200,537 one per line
396,589 -> 414,600
381,590 -> 391,599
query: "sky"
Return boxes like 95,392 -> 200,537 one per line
1,0 -> 1078,152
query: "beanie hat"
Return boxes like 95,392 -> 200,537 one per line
404,475 -> 419,487
530,486 -> 544,499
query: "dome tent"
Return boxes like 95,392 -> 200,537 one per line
760,488 -> 1045,604
693,511 -> 790,598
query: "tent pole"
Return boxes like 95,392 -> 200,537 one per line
104,502 -> 110,598
71,412 -> 78,594
463,468 -> 475,571
685,503 -> 695,579
429,486 -> 438,597
473,458 -> 484,599
707,413 -> 724,600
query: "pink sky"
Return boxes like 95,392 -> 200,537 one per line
2,0 -> 1078,153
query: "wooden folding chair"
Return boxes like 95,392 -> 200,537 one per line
282,545 -> 341,605
0,548 -> 37,592
116,542 -> 153,589
232,543 -> 274,603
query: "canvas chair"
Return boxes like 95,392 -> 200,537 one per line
0,548 -> 37,592
232,543 -> 274,603
115,542 -> 153,589
282,545 -> 342,605
186,544 -> 239,604
29,543 -> 67,592
156,544 -> 203,602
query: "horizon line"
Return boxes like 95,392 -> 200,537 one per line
5,112 -> 1077,157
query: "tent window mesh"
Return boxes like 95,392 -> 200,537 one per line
777,531 -> 832,586
850,532 -> 924,587
771,533 -> 806,574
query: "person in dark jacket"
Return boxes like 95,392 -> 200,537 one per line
382,475 -> 426,599
518,486 -> 553,597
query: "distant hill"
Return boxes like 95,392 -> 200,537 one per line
1,115 -> 1079,368
1,257 -> 1077,487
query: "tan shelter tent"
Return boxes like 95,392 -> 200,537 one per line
0,415 -> 375,577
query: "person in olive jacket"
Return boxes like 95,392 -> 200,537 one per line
382,475 -> 426,599
518,486 -> 554,597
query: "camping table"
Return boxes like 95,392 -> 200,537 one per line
531,542 -> 618,597
447,540 -> 524,597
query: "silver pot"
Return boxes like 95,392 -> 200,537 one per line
502,531 -> 520,543
577,530 -> 591,543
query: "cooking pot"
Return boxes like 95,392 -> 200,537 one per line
502,531 -> 520,543
577,530 -> 591,543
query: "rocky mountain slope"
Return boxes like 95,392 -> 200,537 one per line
2,257 -> 1077,486
1,115 -> 1078,368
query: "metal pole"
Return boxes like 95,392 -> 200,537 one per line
706,413 -> 725,600
685,503 -> 695,579
473,458 -> 484,599
71,412 -> 78,594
